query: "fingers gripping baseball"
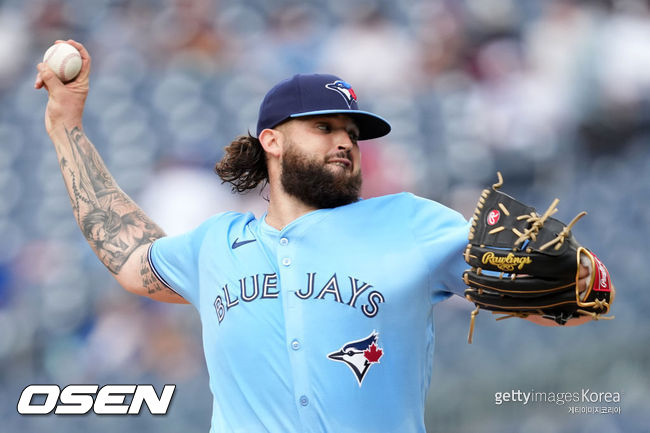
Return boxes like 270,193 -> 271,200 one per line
35,40 -> 92,133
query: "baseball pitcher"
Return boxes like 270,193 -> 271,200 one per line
35,40 -> 614,433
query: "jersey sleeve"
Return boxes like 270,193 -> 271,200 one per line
408,194 -> 471,300
148,215 -> 222,306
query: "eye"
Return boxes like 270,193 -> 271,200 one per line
316,123 -> 331,132
348,131 -> 359,143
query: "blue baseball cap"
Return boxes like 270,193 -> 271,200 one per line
256,73 -> 391,140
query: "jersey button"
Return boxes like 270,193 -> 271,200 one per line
282,257 -> 291,266
280,237 -> 289,246
299,395 -> 309,407
291,339 -> 300,350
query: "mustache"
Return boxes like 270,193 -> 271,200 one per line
326,151 -> 351,162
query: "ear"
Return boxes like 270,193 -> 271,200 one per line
258,128 -> 283,159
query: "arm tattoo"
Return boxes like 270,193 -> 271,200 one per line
139,250 -> 175,296
61,126 -> 165,274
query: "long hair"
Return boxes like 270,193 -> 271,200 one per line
215,133 -> 268,193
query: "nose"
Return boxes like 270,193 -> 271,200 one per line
335,130 -> 355,151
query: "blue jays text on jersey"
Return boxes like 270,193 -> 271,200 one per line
214,271 -> 384,324
149,192 -> 470,433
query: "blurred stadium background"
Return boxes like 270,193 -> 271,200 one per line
0,0 -> 648,432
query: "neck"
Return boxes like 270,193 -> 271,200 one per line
264,181 -> 318,230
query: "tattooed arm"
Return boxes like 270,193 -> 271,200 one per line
60,127 -> 184,302
35,40 -> 186,304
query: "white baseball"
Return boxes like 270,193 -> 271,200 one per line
43,42 -> 82,83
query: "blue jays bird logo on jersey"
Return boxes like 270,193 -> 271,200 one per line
327,332 -> 383,386
325,80 -> 357,108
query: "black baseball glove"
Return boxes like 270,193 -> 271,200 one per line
463,173 -> 614,343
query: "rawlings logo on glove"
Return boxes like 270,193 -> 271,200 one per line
481,252 -> 532,271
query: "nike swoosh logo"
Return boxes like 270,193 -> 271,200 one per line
231,238 -> 257,249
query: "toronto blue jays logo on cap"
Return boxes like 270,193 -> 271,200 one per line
325,80 -> 358,108
327,331 -> 383,386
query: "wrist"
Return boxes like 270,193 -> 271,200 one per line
47,122 -> 84,148
47,117 -> 83,137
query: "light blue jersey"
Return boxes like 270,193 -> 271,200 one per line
149,192 -> 470,433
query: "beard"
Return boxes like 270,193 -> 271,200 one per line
280,143 -> 362,209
